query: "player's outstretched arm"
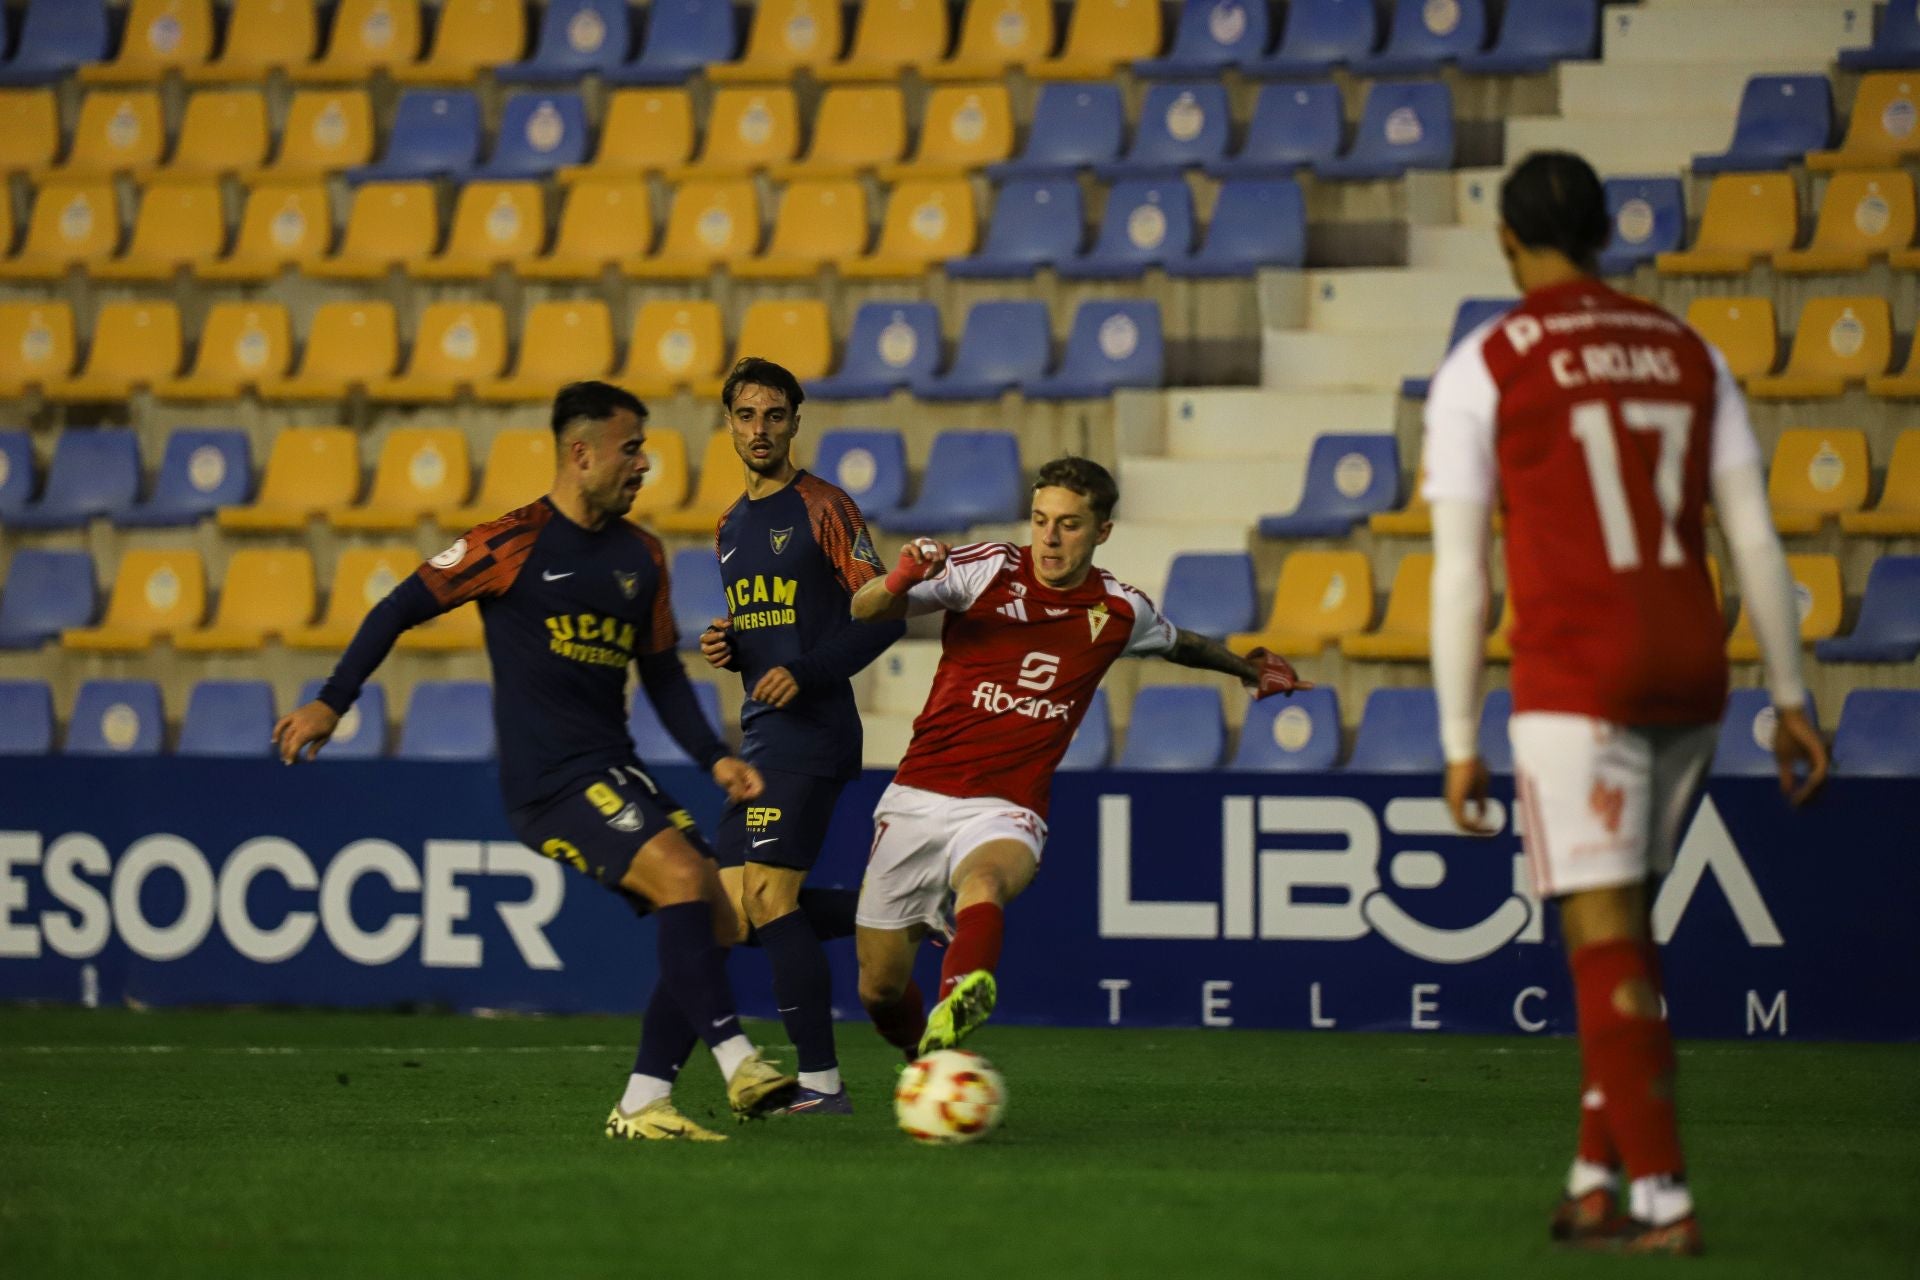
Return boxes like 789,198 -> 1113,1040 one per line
1165,628 -> 1314,695
274,574 -> 444,764
851,537 -> 948,623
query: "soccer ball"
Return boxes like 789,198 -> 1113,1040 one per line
893,1049 -> 1007,1144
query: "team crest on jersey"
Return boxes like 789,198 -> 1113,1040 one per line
428,538 -> 467,570
770,527 -> 793,555
614,570 -> 639,600
1086,601 -> 1111,641
851,527 -> 884,570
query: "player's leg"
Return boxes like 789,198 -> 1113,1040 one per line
853,785 -> 951,1059
856,923 -> 928,1061
921,808 -> 1046,1053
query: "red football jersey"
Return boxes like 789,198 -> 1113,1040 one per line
893,542 -> 1176,816
1422,278 -> 1761,725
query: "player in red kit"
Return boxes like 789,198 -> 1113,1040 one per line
848,456 -> 1311,1057
1423,153 -> 1828,1255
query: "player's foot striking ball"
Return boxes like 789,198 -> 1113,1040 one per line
606,1099 -> 729,1143
919,969 -> 997,1055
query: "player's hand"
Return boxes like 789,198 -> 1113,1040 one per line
272,700 -> 340,765
1773,705 -> 1828,807
1444,757 -> 1498,836
883,537 -> 949,594
1243,647 -> 1314,698
751,666 -> 800,708
698,616 -> 735,670
711,756 -> 763,804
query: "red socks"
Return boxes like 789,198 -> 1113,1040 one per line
868,980 -> 926,1056
940,903 -> 1005,998
1576,1077 -> 1617,1168
1570,939 -> 1684,1182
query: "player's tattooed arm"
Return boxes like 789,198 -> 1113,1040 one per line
1165,629 -> 1313,698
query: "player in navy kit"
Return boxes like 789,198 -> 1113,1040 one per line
697,358 -> 905,1114
272,381 -> 797,1143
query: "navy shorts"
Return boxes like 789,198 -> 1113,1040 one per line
510,762 -> 714,899
715,768 -> 846,872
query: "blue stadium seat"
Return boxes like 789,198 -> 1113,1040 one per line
0,549 -> 97,649
0,679 -> 54,754
1136,0 -> 1272,77
1840,2 -> 1920,69
605,0 -> 736,85
1597,178 -> 1685,277
348,92 -> 484,183
1346,688 -> 1443,773
1160,552 -> 1257,639
1477,687 -> 1512,774
812,429 -> 909,520
1244,0 -> 1379,77
1257,434 -> 1401,537
472,93 -> 591,180
1026,300 -> 1165,400
1056,181 -> 1195,279
178,680 -> 277,759
628,680 -> 723,765
670,547 -> 727,651
118,428 -> 251,528
1231,687 -> 1343,771
876,431 -> 1025,534
1168,179 -> 1307,277
1314,81 -> 1455,180
397,681 -> 495,762
1402,297 -> 1516,397
1060,687 -> 1112,770
65,679 -> 164,756
1713,689 -> 1820,777
987,83 -> 1125,179
945,180 -> 1084,279
1118,686 -> 1226,770
5,429 -> 139,531
810,303 -> 942,400
1094,84 -> 1231,179
297,678 -> 387,760
1458,0 -> 1598,74
0,429 -> 33,517
1204,82 -> 1343,178
497,0 -> 634,82
1691,75 -> 1834,174
1351,0 -> 1487,74
910,301 -> 1051,401
0,0 -> 109,86
1815,557 -> 1920,662
1832,689 -> 1920,776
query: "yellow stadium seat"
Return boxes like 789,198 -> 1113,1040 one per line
0,182 -> 118,281
251,90 -> 374,179
1686,297 -> 1777,380
1725,553 -> 1841,661
623,179 -> 760,280
475,301 -> 616,403
1809,74 -> 1920,170
708,0 -> 846,83
1867,335 -> 1920,398
1767,428 -> 1870,533
154,302 -> 291,400
62,550 -> 206,652
1030,0 -> 1163,78
557,90 -> 692,182
365,303 -> 507,403
79,0 -> 216,83
840,178 -> 976,277
51,92 -> 165,178
285,547 -> 418,648
304,181 -> 438,280
218,427 -> 360,531
174,549 -> 318,651
732,178 -> 869,279
90,181 -> 226,282
145,90 -> 270,181
625,429 -> 692,524
197,181 -> 330,281
256,301 -> 399,401
770,87 -> 907,179
1840,431 -> 1920,534
1747,297 -> 1892,399
389,0 -> 524,82
620,301 -> 726,398
408,181 -> 545,279
0,303 -> 75,396
1369,486 -> 1431,536
1773,171 -> 1915,273
441,429 -> 556,528
0,90 -> 59,176
690,301 -> 832,399
667,89 -> 799,179
1656,174 -> 1797,275
44,302 -> 182,402
332,427 -> 472,530
396,600 -> 483,651
1229,551 -> 1374,654
1339,553 -> 1432,661
877,85 -> 1013,179
188,0 -> 320,82
652,429 -> 745,534
516,178 -> 651,280
923,0 -> 1054,80
290,0 -> 423,82
818,0 -> 949,81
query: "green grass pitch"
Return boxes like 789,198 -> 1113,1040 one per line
2,1008 -> 1915,1279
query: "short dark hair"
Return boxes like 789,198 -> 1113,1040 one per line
551,380 -> 647,435
721,356 -> 805,412
1034,456 -> 1119,523
1500,151 -> 1609,272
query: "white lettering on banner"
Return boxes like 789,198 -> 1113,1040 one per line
1097,795 -> 1217,938
218,837 -> 318,964
44,834 -> 111,958
1099,978 -> 1130,1025
1252,797 -> 1378,940
1653,796 -> 1783,946
114,835 -> 217,962
423,841 -> 484,969
1411,983 -> 1442,1030
0,832 -> 40,957
1203,980 -> 1233,1027
1309,981 -> 1337,1028
1514,986 -> 1548,1033
1747,990 -> 1788,1037
487,841 -> 564,971
319,839 -> 422,966
1362,798 -> 1539,963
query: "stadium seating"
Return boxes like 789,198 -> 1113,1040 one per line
1684,297 -> 1776,379
1839,432 -> 1920,533
650,430 -> 739,534
397,682 -> 495,762
1459,0 -> 1597,73
1868,342 -> 1920,399
1138,0 -> 1272,77
923,0 -> 1054,80
0,550 -> 98,649
1230,550 -> 1375,654
190,0 -> 320,82
819,0 -> 949,81
0,302 -> 74,393
1314,80 -> 1455,179
63,549 -> 206,652
1117,687 -> 1225,770
291,0 -> 424,83
516,178 -> 652,279
1351,0 -> 1487,74
231,427 -> 365,532
878,85 -> 1014,178
0,0 -> 111,87
295,680 -> 387,759
626,178 -> 761,278
155,303 -> 292,399
625,429 -> 692,525
874,431 -> 1025,534
0,680 -> 54,754
303,183 -> 438,280
1713,689 -> 1811,777
332,428 -> 473,530
1056,181 -> 1196,278
628,682 -> 725,765
1809,74 -> 1920,169
5,429 -> 139,530
840,179 -> 977,278
1246,0 -> 1379,76
410,182 -> 547,279
0,429 -> 30,515
670,548 -> 728,650
0,89 -> 57,175
443,429 -> 556,527
1831,691 -> 1920,776
1204,82 -> 1342,178
45,301 -> 182,401
1726,554 -> 1842,661
1766,429 -> 1870,533
175,550 -> 317,652
1059,688 -> 1113,770
500,0 -> 632,82
693,301 -> 831,397
64,680 -> 165,756
1840,4 -> 1920,69
945,179 -> 1083,278
1816,558 -> 1920,662
1168,178 -> 1308,276
1598,178 -> 1686,276
774,86 -> 906,178
913,301 -> 1050,400
1773,171 -> 1913,273
1030,0 -> 1163,78
1692,75 -> 1833,172
472,93 -> 591,181
1476,688 -> 1512,773
477,302 -> 615,402
195,182 -> 329,280
606,0 -> 736,85
619,301 -> 725,398
1657,174 -> 1797,274
1160,553 -> 1258,639
0,180 -> 120,280
558,90 -> 692,181
1403,298 -> 1516,397
119,429 -> 252,527
1346,688 -> 1443,772
1340,553 -> 1433,660
811,430 -> 909,518
97,177 -> 226,277
672,87 -> 799,177
390,0 -> 526,83
811,304 -> 943,400
250,91 -> 375,180
1746,299 -> 1891,399
348,91 -> 483,183
365,303 -> 508,401
286,548 -> 419,649
177,681 -> 277,758
1097,84 -> 1231,178
988,83 -> 1125,178
1230,687 -> 1343,771
1258,435 -> 1401,537
53,90 -> 168,176
148,90 -> 270,180
734,178 -> 870,279
1025,300 -> 1166,399
708,0 -> 844,83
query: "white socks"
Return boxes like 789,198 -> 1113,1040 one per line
712,1034 -> 754,1083
799,1068 -> 842,1095
619,1073 -> 672,1115
1630,1175 -> 1694,1227
1566,1159 -> 1619,1198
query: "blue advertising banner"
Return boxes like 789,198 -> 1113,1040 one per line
1,760 -> 1913,1041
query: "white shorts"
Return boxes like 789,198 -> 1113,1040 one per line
1510,712 -> 1717,898
854,783 -> 1048,936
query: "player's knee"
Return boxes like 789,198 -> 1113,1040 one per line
621,843 -> 705,906
859,971 -> 907,1010
740,868 -> 800,927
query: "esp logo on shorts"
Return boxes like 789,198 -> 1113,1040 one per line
1016,651 -> 1060,692
746,806 -> 783,830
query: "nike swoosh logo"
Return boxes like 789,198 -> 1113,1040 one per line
720,548 -> 737,563
542,570 -> 574,581
751,836 -> 779,848
712,1016 -> 735,1029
